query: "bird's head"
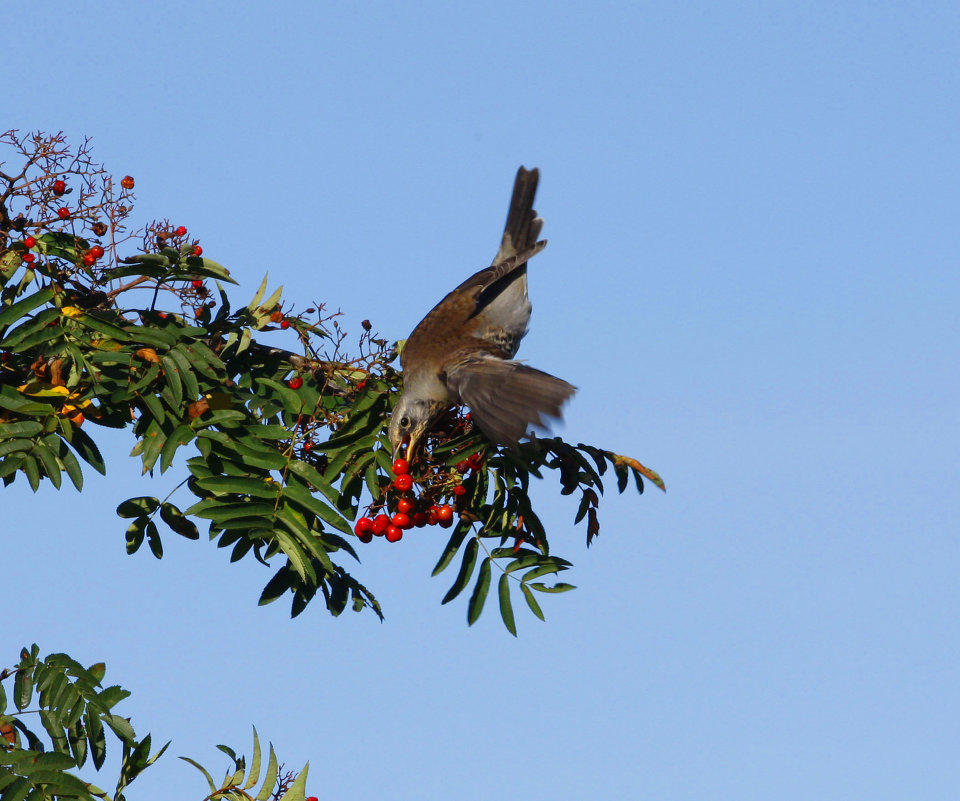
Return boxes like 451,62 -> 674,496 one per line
388,395 -> 447,464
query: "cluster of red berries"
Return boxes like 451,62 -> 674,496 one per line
81,244 -> 105,267
354,457 -> 457,544
22,233 -> 106,267
455,452 -> 484,474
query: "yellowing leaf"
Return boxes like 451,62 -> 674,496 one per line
18,382 -> 71,397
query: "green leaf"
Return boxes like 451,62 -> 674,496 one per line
159,423 -> 194,473
243,727 -> 262,790
160,355 -> 184,409
64,425 -> 106,474
277,761 -> 309,801
0,385 -> 54,415
282,480 -> 352,536
498,573 -> 517,636
467,557 -> 492,625
258,567 -> 293,605
273,528 -> 317,586
520,583 -> 545,621
0,420 -> 43,439
197,476 -> 280,500
125,517 -> 147,554
145,520 -> 163,558
442,537 -> 479,605
159,502 -> 200,539
431,519 -> 470,576
180,757 -> 217,794
529,581 -> 577,593
86,708 -> 106,769
117,497 -> 160,518
14,669 -> 33,711
22,453 -> 40,491
33,441 -> 62,490
0,286 -> 55,327
254,744 -> 279,801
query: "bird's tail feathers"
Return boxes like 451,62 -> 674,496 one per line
496,166 -> 543,264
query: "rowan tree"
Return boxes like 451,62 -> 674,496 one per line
0,131 -> 663,799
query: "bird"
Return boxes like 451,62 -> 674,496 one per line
388,167 -> 576,463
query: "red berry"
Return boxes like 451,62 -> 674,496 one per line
56,207 -> 70,219
453,485 -> 466,496
120,175 -> 135,190
412,511 -> 427,527
439,516 -> 454,528
385,526 -> 403,542
396,498 -> 415,514
52,180 -> 67,195
194,307 -> 204,318
174,226 -> 187,237
287,376 -> 303,389
392,457 -> 410,475
22,253 -> 35,263
356,380 -> 367,391
464,412 -> 472,420
303,441 -> 313,452
82,252 -> 96,266
392,512 -> 411,529
426,507 -> 439,526
23,236 -> 36,248
0,352 -> 10,362
193,245 -> 203,256
394,473 -> 413,492
191,279 -> 204,289
436,504 -> 453,523
456,460 -> 470,473
280,319 -> 290,329
355,517 -> 373,536
372,514 -> 390,535
90,245 -> 105,259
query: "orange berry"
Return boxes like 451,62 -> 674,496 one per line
120,175 -> 135,190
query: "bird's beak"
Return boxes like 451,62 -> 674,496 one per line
392,433 -> 419,465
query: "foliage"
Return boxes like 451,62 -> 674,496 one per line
0,130 -> 663,634
0,646 -> 308,801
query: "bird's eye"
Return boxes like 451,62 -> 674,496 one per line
400,416 -> 410,428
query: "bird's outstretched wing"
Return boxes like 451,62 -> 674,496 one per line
445,354 -> 576,448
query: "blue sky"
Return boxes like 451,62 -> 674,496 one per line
4,2 -> 959,799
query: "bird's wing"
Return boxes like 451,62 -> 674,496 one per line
445,354 -> 576,448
